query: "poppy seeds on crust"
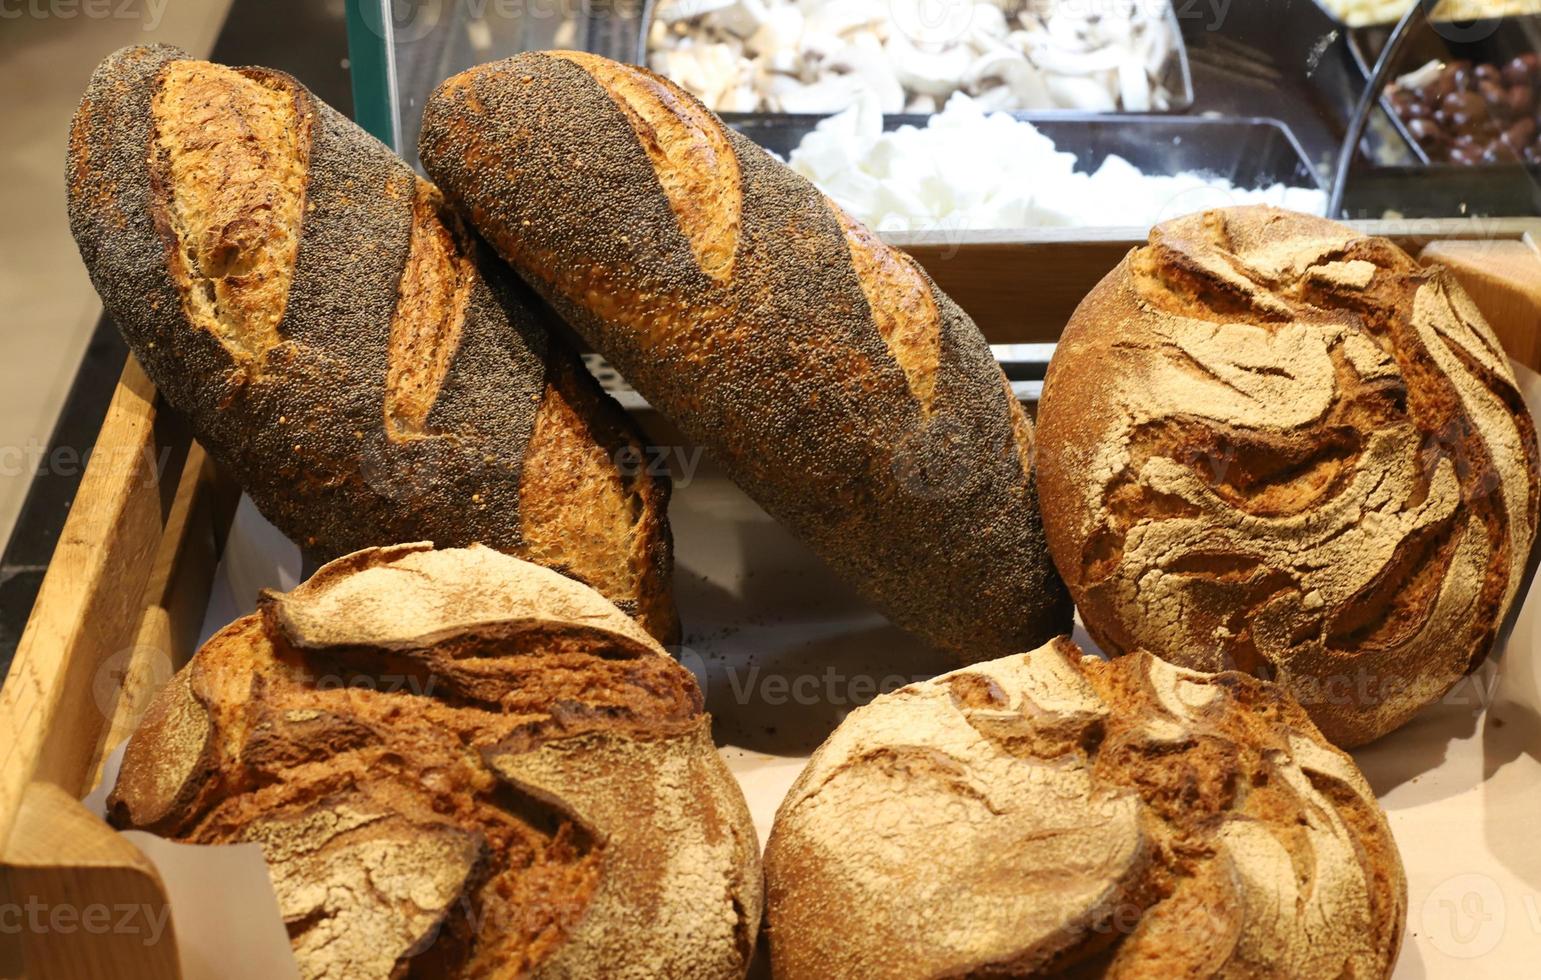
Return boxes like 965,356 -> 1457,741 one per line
66,45 -> 678,642
418,52 -> 1073,660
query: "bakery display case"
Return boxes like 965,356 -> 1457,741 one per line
3,0 -> 1541,977
339,0 -> 1541,355
346,0 -> 1541,220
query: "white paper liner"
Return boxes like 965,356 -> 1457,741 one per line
81,740 -> 298,978
85,363 -> 1541,976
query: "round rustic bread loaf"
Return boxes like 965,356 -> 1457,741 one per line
68,45 -> 678,642
765,638 -> 1406,978
1036,206 -> 1540,746
108,543 -> 761,979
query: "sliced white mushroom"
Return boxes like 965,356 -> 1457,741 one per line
1394,58 -> 1446,90
828,45 -> 907,113
765,46 -> 801,75
702,0 -> 772,40
887,0 -> 978,48
799,29 -> 846,66
967,3 -> 1011,43
647,0 -> 1178,113
777,74 -> 865,113
655,0 -> 740,26
1045,72 -> 1117,111
1118,56 -> 1151,112
966,48 -> 1052,107
663,42 -> 749,107
887,32 -> 974,97
803,0 -> 889,39
1027,38 -> 1128,75
743,4 -> 803,55
972,83 -> 1018,111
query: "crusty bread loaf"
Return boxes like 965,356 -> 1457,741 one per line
765,638 -> 1406,979
67,45 -> 677,642
108,543 -> 761,979
416,50 -> 1071,660
1036,206 -> 1541,747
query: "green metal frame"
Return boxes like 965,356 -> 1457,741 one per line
344,0 -> 399,149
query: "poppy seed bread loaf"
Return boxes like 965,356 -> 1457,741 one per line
765,639 -> 1406,978
416,50 -> 1072,661
67,45 -> 677,641
1036,206 -> 1540,746
108,543 -> 762,979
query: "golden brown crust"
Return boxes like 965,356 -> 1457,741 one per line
67,46 -> 678,642
549,52 -> 741,283
418,51 -> 1071,660
829,200 -> 941,412
151,60 -> 307,365
385,179 -> 473,440
765,640 -> 1407,979
1036,206 -> 1541,746
520,353 -> 680,643
108,544 -> 759,979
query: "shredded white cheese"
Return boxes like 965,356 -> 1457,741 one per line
787,93 -> 1328,232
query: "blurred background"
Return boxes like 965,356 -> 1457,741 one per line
0,0 -> 226,543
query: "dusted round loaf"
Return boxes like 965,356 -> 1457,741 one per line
1036,206 -> 1540,746
765,638 -> 1406,978
108,543 -> 761,979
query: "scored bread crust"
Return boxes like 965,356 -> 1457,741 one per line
67,45 -> 677,642
108,543 -> 761,980
417,51 -> 1072,661
1036,206 -> 1541,747
764,639 -> 1407,979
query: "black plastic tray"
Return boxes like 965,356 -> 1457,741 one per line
1347,14 -> 1541,164
636,0 -> 1196,116
730,113 -> 1323,190
1340,162 -> 1541,214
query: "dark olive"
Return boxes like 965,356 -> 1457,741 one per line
1482,140 -> 1519,164
1503,117 -> 1536,148
1506,84 -> 1535,116
1449,109 -> 1487,132
1478,79 -> 1508,114
1409,117 -> 1446,145
1442,90 -> 1485,116
1450,143 -> 1484,164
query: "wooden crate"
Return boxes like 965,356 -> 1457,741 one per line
0,221 -> 1537,978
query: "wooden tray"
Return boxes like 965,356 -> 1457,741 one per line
2,220 -> 1538,978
